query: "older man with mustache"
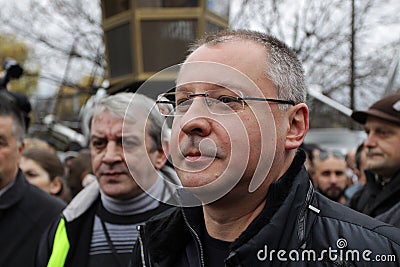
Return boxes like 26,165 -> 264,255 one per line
349,93 -> 400,218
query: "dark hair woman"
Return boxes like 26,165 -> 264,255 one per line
20,147 -> 71,203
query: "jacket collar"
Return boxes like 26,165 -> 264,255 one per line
226,151 -> 315,265
0,169 -> 28,210
178,150 -> 313,265
63,180 -> 100,222
231,150 -> 306,251
362,169 -> 400,214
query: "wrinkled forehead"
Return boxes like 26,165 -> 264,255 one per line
91,107 -> 146,130
176,61 -> 266,97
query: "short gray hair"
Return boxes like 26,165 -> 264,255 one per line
91,93 -> 169,151
188,29 -> 307,107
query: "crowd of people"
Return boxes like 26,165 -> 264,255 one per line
0,29 -> 400,266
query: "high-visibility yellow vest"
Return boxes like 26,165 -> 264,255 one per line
47,218 -> 70,267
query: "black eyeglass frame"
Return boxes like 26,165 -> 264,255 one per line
236,96 -> 295,106
156,91 -> 296,116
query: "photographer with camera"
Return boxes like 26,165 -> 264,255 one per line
0,58 -> 31,131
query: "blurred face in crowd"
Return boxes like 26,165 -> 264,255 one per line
0,115 -> 23,190
313,155 -> 348,203
169,41 -> 308,202
354,145 -> 367,186
364,117 -> 400,178
20,157 -> 61,194
90,109 -> 166,200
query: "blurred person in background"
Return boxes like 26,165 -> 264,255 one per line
312,150 -> 349,204
20,147 -> 72,203
62,150 -> 79,178
345,142 -> 367,200
23,137 -> 55,152
349,93 -> 400,217
299,142 -> 321,185
353,142 -> 368,186
0,94 -> 65,266
66,149 -> 94,198
36,93 -> 178,267
345,148 -> 359,186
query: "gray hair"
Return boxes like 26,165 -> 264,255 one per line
0,93 -> 25,146
188,30 -> 307,107
91,93 -> 169,151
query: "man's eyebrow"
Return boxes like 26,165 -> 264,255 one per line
123,134 -> 140,139
90,134 -> 104,140
176,82 -> 243,91
215,81 -> 244,90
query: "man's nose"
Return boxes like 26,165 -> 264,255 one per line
178,97 -> 212,137
328,173 -> 338,184
102,141 -> 123,164
364,132 -> 377,148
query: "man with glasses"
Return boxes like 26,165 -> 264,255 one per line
132,30 -> 400,266
349,93 -> 400,219
312,150 -> 349,204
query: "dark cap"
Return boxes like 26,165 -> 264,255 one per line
351,93 -> 400,125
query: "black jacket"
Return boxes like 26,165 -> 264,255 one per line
349,170 -> 400,217
376,201 -> 400,229
133,152 -> 400,266
0,170 -> 66,267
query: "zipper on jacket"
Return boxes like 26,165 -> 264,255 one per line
181,209 -> 205,267
297,181 -> 315,243
137,225 -> 151,267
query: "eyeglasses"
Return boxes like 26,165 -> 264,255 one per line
156,89 -> 295,117
318,150 -> 345,161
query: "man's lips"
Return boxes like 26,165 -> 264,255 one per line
183,150 -> 217,161
100,171 -> 126,179
185,154 -> 214,162
366,152 -> 383,158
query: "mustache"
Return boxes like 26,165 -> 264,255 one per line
178,137 -> 219,158
98,164 -> 128,175
326,185 -> 344,192
365,149 -> 383,157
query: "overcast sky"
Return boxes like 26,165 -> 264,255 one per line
1,0 -> 399,98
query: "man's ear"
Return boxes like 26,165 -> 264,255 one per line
285,103 -> 309,150
153,141 -> 169,170
17,141 -> 25,164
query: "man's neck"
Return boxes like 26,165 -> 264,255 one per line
0,168 -> 18,193
202,193 -> 267,242
201,151 -> 300,242
100,173 -> 167,216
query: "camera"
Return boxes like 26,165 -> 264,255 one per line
0,58 -> 24,88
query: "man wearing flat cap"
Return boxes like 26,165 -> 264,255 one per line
349,92 -> 400,220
